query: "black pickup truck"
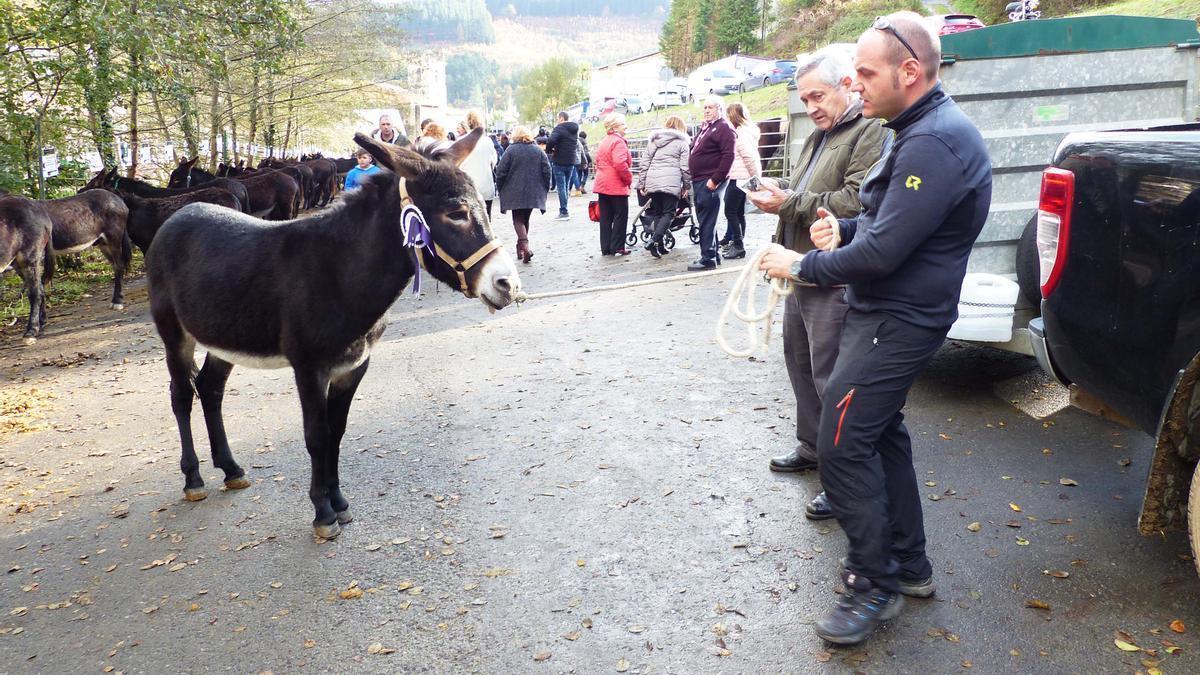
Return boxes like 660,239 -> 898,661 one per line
1029,127 -> 1200,573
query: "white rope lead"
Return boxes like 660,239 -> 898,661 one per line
513,264 -> 745,302
715,246 -> 793,358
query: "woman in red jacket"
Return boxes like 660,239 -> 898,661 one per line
593,113 -> 633,256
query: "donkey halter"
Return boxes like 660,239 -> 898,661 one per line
399,177 -> 502,295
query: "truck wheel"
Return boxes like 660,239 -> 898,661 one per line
1189,460 -> 1200,578
1015,214 -> 1041,306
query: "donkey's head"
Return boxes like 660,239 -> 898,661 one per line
167,157 -> 199,188
354,128 -> 521,313
80,167 -> 118,193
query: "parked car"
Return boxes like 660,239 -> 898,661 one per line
927,14 -> 986,35
740,60 -> 798,93
588,98 -> 617,122
649,90 -> 684,110
667,77 -> 693,103
1029,127 -> 1200,576
699,69 -> 742,95
617,96 -> 645,115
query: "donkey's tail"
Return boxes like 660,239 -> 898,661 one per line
41,240 -> 55,286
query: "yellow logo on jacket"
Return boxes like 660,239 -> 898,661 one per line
905,175 -> 922,191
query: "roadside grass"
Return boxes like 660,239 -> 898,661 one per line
580,82 -> 790,139
1071,0 -> 1200,16
1,248 -> 144,330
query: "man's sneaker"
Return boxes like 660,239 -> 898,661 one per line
555,213 -> 570,221
814,571 -> 904,645
838,557 -> 936,598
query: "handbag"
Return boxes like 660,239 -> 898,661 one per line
588,198 -> 600,223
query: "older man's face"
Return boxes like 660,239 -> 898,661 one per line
797,70 -> 851,131
702,102 -> 719,122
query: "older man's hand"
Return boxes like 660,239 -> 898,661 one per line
758,243 -> 803,281
746,180 -> 788,215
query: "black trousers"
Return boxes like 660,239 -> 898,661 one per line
648,192 -> 679,242
723,182 -> 747,243
816,309 -> 946,593
598,193 -> 629,254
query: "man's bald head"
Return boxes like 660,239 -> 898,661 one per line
867,11 -> 941,82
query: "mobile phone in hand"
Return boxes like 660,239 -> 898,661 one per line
745,176 -> 761,191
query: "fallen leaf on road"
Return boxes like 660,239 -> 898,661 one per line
269,582 -> 282,589
1043,570 -> 1069,579
815,650 -> 832,662
967,522 -> 981,532
304,639 -> 316,648
1170,620 -> 1186,633
1026,599 -> 1051,610
628,625 -> 646,634
532,651 -> 551,662
339,587 -> 364,600
563,631 -> 581,641
465,454 -> 487,462
1015,537 -> 1030,546
1009,503 -> 1022,512
367,642 -> 395,655
141,606 -> 157,614
1114,639 -> 1141,652
582,617 -> 593,629
365,544 -> 381,552
1059,478 -> 1078,486
168,563 -> 187,572
616,657 -> 629,671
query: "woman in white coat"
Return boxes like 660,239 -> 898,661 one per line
721,102 -> 761,260
460,110 -> 498,218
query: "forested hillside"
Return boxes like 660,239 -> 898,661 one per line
391,0 -> 496,43
484,0 -> 667,16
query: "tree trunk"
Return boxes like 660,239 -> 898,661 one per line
151,90 -> 175,162
126,0 -> 140,178
207,80 -> 220,172
225,78 -> 238,163
281,80 -> 295,158
247,67 -> 259,164
84,38 -> 117,167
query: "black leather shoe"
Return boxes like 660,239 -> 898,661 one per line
814,571 -> 904,645
687,259 -> 716,271
725,241 -> 747,259
769,447 -> 817,472
645,240 -> 661,258
805,491 -> 835,520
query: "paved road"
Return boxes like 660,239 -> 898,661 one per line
1,197 -> 1197,673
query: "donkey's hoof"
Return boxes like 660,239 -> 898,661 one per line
183,487 -> 208,502
313,521 -> 341,539
335,507 -> 354,524
112,303 -> 125,311
224,476 -> 252,490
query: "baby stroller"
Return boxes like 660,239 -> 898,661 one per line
626,191 -> 700,249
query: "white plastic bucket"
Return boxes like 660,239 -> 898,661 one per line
947,273 -> 1020,342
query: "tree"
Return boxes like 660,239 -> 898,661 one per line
715,0 -> 761,55
446,53 -> 501,108
515,58 -> 585,127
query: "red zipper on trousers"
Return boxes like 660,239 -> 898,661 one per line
834,388 -> 855,446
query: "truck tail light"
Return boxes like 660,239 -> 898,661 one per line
1037,167 -> 1074,298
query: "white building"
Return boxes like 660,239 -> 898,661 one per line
590,52 -> 672,103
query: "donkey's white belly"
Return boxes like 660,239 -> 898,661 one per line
200,344 -> 291,370
54,237 -> 102,255
198,343 -> 371,375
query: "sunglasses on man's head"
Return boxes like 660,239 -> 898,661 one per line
873,16 -> 919,62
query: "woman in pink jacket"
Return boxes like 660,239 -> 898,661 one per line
720,103 -> 762,260
593,113 -> 633,256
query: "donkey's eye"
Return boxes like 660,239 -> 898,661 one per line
448,209 -> 470,222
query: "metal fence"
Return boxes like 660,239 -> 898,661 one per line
621,124 -> 789,183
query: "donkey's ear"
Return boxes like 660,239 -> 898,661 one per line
354,132 -> 426,179
436,127 -> 483,167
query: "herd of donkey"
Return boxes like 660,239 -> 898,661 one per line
1,130 -> 523,538
1,148 -> 345,341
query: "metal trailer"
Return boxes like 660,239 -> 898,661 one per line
783,16 -> 1200,354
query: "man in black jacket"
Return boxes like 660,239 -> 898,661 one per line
759,12 -> 992,645
545,112 -> 580,220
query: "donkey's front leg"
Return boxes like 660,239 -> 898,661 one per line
326,358 -> 371,525
295,366 -> 339,538
195,354 -> 250,491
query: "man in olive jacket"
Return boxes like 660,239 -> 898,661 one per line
748,46 -> 888,518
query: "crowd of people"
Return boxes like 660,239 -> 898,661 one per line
354,96 -> 777,271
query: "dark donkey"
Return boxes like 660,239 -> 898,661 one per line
168,158 -> 299,220
83,167 -> 251,215
43,190 -> 132,309
0,195 -> 53,342
114,187 -> 242,255
147,127 -> 521,538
